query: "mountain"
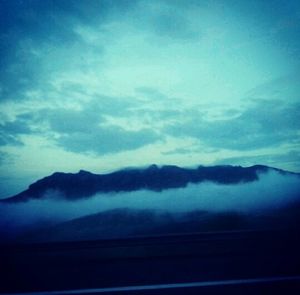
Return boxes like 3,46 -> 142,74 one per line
20,208 -> 250,243
20,203 -> 300,243
0,164 -> 295,203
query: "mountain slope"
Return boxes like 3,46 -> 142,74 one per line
21,208 -> 249,243
1,164 -> 295,202
21,202 -> 300,243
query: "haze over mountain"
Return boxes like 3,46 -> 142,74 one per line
1,164 -> 294,203
0,164 -> 300,243
20,209 -> 251,242
22,205 -> 300,243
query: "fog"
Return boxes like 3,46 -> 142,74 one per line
0,170 -> 300,239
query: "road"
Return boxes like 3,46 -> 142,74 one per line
1,229 -> 300,294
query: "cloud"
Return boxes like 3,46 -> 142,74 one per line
215,150 -> 300,172
166,99 -> 300,151
0,0 -> 203,103
42,96 -> 160,154
246,72 -> 300,102
0,152 -> 10,166
0,0 -> 138,102
148,9 -> 200,41
0,92 -> 160,154
3,91 -> 298,158
1,170 -> 299,239
46,108 -> 104,135
0,114 -> 34,146
56,126 -> 159,155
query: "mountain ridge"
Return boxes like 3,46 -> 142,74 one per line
1,164 -> 297,203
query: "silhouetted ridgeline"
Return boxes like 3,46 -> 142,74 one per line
1,164 -> 295,202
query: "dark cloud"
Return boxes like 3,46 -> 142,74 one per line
0,93 -> 159,154
235,0 -> 300,21
57,126 -> 159,155
166,100 -> 300,151
227,0 -> 300,61
1,94 -> 299,155
0,114 -> 33,146
0,0 -> 137,101
130,1 -> 201,42
246,72 -> 300,101
43,98 -> 162,155
159,0 -> 300,46
42,95 -> 137,134
150,11 -> 200,41
35,92 -> 172,155
45,108 -> 104,135
241,100 -> 300,132
0,151 -> 9,166
216,150 -> 300,172
0,0 -> 137,43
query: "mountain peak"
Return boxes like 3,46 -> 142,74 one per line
78,169 -> 91,175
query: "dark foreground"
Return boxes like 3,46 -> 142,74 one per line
1,229 -> 300,294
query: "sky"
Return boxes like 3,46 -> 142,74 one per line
0,0 -> 300,198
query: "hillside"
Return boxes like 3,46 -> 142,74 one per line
1,164 -> 292,202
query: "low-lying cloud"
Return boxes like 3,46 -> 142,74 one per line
0,170 -> 300,240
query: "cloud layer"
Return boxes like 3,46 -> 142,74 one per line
1,170 -> 299,240
166,99 -> 300,151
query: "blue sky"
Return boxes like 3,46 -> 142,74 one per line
0,0 -> 300,197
